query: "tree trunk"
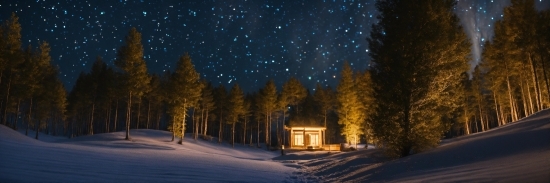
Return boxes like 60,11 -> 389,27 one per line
13,99 -> 20,130
529,53 -> 542,111
156,112 -> 161,130
538,39 -> 550,108
276,115 -> 279,147
493,91 -> 501,127
464,114 -> 470,135
106,103 -> 111,133
243,116 -> 247,145
3,76 -> 12,125
192,108 -> 197,140
90,103 -> 95,135
265,112 -> 269,149
504,58 -> 518,122
179,100 -> 187,144
203,106 -> 208,136
114,100 -> 119,132
125,92 -> 132,140
146,100 -> 151,129
171,116 -> 175,142
26,98 -> 33,136
136,97 -> 142,129
519,79 -> 528,118
323,110 -> 327,146
526,79 -> 534,115
35,119 -> 40,140
218,111 -> 223,144
53,113 -> 57,136
257,119 -> 260,147
507,74 -> 518,122
232,122 -> 235,147
500,100 -> 507,125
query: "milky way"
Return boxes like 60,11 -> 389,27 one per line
1,0 -> 548,92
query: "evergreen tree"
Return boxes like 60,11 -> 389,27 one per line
214,85 -> 227,143
242,94 -> 252,145
144,74 -> 161,129
1,13 -> 23,126
226,84 -> 245,147
282,77 -> 307,114
32,42 -> 56,139
336,61 -> 364,147
457,72 -> 475,135
258,80 -> 277,148
504,0 -> 542,110
0,13 -> 22,84
114,27 -> 151,140
200,81 -> 215,136
368,0 -> 470,157
313,83 -> 336,145
355,71 -> 376,144
168,53 -> 201,144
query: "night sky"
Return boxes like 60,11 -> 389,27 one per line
1,0 -> 549,93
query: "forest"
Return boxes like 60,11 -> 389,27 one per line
1,0 -> 549,157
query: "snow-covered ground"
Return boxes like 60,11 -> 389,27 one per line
281,109 -> 550,182
0,127 -> 296,182
2,109 -> 550,182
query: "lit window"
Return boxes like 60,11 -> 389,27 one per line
294,134 -> 303,146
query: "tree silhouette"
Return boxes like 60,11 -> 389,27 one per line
227,84 -> 245,147
168,53 -> 201,144
115,27 -> 151,140
368,0 -> 470,157
336,61 -> 364,148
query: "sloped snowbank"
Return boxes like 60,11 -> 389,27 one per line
292,109 -> 550,182
0,127 -> 296,182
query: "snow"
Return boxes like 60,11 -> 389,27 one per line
2,109 -> 550,182
286,109 -> 550,182
0,127 -> 296,182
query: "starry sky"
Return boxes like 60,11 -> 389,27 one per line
1,0 -> 549,93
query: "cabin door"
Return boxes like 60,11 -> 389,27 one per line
309,133 -> 319,146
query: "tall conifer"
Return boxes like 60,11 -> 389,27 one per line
115,27 -> 150,140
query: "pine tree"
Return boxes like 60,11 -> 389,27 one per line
32,42 -> 55,139
504,0 -> 542,110
282,77 -> 307,114
242,94 -> 252,145
168,53 -> 201,144
226,84 -> 245,147
313,83 -> 336,145
258,80 -> 277,148
457,72 -> 475,135
1,13 -> 23,126
336,61 -> 364,148
368,0 -> 470,157
200,81 -> 215,136
101,65 -> 117,133
482,20 -> 522,124
144,74 -> 160,130
538,10 -> 550,103
355,71 -> 376,144
114,27 -> 151,140
214,85 -> 227,143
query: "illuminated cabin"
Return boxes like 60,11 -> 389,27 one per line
285,126 -> 326,149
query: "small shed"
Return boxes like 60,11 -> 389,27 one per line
285,126 -> 326,149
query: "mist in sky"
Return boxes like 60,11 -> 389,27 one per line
455,0 -> 550,71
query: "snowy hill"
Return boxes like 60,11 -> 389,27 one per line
290,109 -> 550,182
0,127 -> 295,182
2,109 -> 549,182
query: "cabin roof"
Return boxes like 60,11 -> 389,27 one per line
284,125 -> 326,130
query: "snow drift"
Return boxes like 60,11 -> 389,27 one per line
290,109 -> 550,182
0,128 -> 295,182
